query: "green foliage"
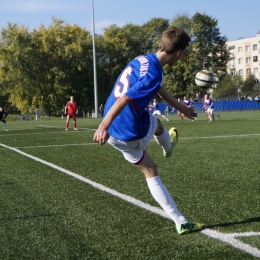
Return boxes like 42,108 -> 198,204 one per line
0,14 -> 231,112
214,74 -> 260,100
213,74 -> 243,99
167,13 -> 229,98
0,19 -> 93,115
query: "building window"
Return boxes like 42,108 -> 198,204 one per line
238,58 -> 243,64
229,59 -> 235,66
254,67 -> 258,74
253,44 -> 257,51
239,69 -> 243,76
246,68 -> 251,75
238,47 -> 242,53
229,48 -> 235,54
246,45 -> 250,52
253,56 -> 258,62
246,57 -> 251,63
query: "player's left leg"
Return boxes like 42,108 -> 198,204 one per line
73,117 -> 77,130
66,116 -> 70,130
153,118 -> 178,157
161,113 -> 169,121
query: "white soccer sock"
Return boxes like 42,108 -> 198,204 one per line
3,123 -> 6,130
146,176 -> 186,224
162,115 -> 168,121
153,128 -> 171,153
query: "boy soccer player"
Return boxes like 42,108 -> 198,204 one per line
152,98 -> 169,121
93,28 -> 203,235
65,96 -> 78,131
204,94 -> 220,121
0,107 -> 8,131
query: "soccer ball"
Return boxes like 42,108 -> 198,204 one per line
195,70 -> 215,88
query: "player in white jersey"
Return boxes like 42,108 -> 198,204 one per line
152,98 -> 169,121
204,94 -> 220,121
94,28 -> 204,235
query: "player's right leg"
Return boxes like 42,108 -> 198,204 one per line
65,116 -> 70,130
135,151 -> 204,234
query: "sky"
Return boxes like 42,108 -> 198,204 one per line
0,0 -> 260,42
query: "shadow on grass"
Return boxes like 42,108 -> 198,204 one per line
204,217 -> 260,229
0,213 -> 60,222
0,181 -> 16,185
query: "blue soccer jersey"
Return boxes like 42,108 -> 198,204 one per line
183,98 -> 192,107
204,98 -> 214,108
104,53 -> 164,141
153,102 -> 160,111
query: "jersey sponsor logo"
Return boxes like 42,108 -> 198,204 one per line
136,55 -> 149,77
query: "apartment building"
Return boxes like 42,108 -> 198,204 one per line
226,32 -> 260,81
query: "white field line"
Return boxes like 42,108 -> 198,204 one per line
201,229 -> 260,258
16,143 -> 97,148
1,143 -> 260,258
1,133 -> 260,149
1,131 -> 259,139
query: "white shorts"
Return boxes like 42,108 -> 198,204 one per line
152,110 -> 161,116
207,108 -> 214,114
107,116 -> 158,164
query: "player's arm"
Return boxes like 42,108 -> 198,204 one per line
158,86 -> 196,119
93,95 -> 130,145
4,111 -> 8,117
64,106 -> 67,114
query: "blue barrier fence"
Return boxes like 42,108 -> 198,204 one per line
156,100 -> 260,113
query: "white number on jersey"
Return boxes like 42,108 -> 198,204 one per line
114,66 -> 133,99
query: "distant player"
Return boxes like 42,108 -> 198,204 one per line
204,94 -> 220,122
183,96 -> 192,108
0,107 -> 8,131
65,96 -> 78,131
147,102 -> 154,115
152,98 -> 169,121
183,96 -> 196,121
177,98 -> 185,121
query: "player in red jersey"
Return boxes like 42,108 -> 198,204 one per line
64,96 -> 78,131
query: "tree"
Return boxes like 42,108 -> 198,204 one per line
213,74 -> 243,99
164,13 -> 229,98
0,18 -> 94,115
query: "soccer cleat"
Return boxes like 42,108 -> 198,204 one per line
176,220 -> 204,235
74,128 -> 78,131
163,127 -> 178,157
66,128 -> 68,131
5,129 -> 8,131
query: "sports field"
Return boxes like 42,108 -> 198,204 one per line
1,111 -> 260,259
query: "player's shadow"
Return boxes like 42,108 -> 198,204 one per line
0,181 -> 16,185
205,217 -> 260,229
0,213 -> 60,222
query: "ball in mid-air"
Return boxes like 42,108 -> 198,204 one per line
195,70 -> 215,88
